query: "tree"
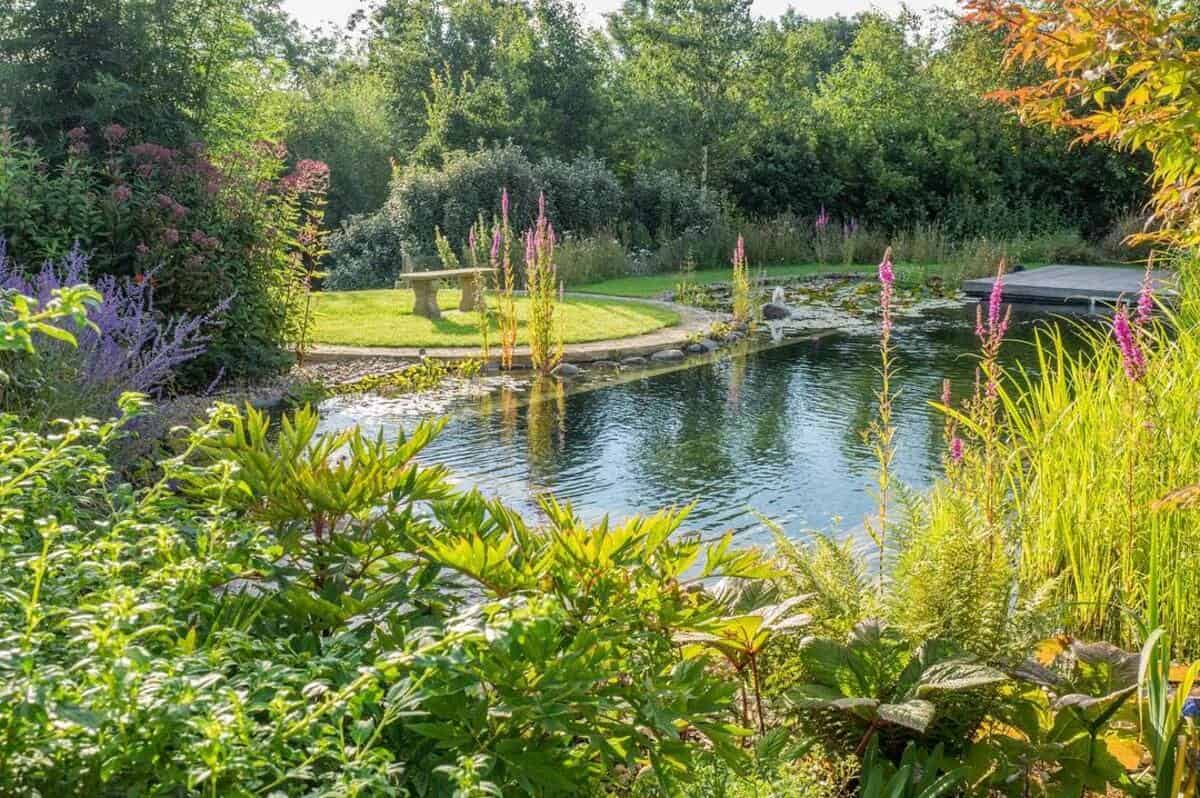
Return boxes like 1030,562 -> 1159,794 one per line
606,0 -> 755,190
287,68 -> 399,226
966,0 -> 1200,250
0,0 -> 293,149
367,0 -> 607,166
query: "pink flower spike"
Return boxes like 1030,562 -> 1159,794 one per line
1112,305 -> 1146,381
490,225 -> 501,262
941,378 -> 951,408
877,248 -> 895,288
501,188 -> 509,219
950,436 -> 964,464
988,270 -> 1005,334
1136,262 -> 1154,325
878,247 -> 895,335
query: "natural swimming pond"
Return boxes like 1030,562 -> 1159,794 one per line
317,303 -> 1087,546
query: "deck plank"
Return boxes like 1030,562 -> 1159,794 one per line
962,265 -> 1175,305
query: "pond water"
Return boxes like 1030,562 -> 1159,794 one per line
317,304 -> 1088,547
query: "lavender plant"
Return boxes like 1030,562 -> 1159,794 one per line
0,239 -> 226,418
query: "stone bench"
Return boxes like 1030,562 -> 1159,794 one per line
402,268 -> 496,320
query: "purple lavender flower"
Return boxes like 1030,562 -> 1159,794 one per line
1112,305 -> 1146,382
0,239 -> 227,408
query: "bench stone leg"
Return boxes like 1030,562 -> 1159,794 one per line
458,274 -> 483,312
412,282 -> 441,320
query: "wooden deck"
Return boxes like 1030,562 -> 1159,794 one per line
963,265 -> 1175,306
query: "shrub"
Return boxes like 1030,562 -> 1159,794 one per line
534,154 -> 624,236
323,211 -> 408,290
0,119 -> 327,381
0,242 -> 224,422
390,144 -> 625,254
627,168 -> 720,245
555,233 -> 628,285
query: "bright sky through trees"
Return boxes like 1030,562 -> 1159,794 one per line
282,0 -> 952,30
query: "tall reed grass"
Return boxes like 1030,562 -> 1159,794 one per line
993,277 -> 1200,655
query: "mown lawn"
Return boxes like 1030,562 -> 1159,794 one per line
311,289 -> 680,348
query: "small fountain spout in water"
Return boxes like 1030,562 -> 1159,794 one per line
762,286 -> 792,342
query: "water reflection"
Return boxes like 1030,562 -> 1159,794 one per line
317,306 -> 1082,546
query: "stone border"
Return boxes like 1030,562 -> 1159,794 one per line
306,293 -> 724,368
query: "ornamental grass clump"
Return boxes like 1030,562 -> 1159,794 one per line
524,193 -> 562,374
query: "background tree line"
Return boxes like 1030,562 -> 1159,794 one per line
2,0 -> 1150,232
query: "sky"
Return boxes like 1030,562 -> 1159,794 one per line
281,0 -> 952,31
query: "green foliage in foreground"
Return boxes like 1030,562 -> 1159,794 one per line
0,390 -> 785,795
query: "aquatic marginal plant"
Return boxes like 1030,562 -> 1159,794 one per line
730,234 -> 752,323
466,217 -> 491,361
866,247 -> 897,594
493,188 -> 519,370
1112,305 -> 1146,382
524,193 -> 562,375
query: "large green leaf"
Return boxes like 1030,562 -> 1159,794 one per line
916,661 -> 1007,695
878,699 -> 936,733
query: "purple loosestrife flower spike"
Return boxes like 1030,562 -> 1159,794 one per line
1112,305 -> 1146,381
988,270 -> 1006,337
490,225 -> 501,263
878,247 -> 895,335
1136,261 -> 1154,325
468,226 -> 477,253
950,436 -> 964,464
941,378 -> 952,408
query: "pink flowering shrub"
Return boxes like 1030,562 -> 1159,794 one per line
0,117 -> 328,380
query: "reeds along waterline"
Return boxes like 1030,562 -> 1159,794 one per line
981,270 -> 1200,656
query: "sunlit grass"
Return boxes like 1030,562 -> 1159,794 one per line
311,288 -> 679,348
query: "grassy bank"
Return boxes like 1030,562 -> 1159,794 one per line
311,289 -> 679,348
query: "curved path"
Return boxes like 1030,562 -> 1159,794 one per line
306,293 -> 724,368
